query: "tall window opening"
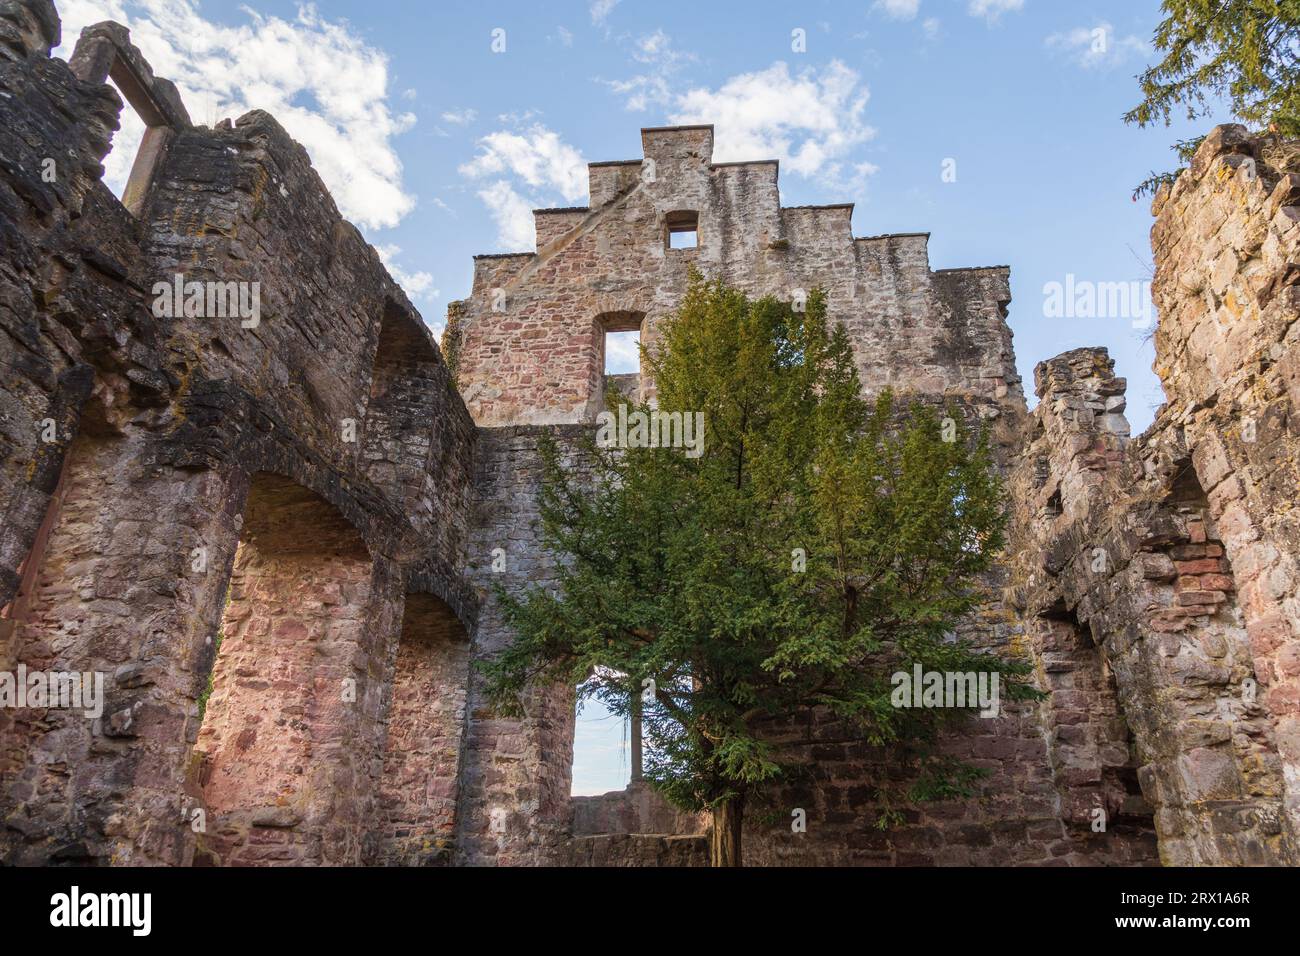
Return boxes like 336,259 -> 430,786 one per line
594,311 -> 645,409
571,688 -> 633,798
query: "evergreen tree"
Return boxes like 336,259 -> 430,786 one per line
1128,0 -> 1300,197
480,273 -> 1032,866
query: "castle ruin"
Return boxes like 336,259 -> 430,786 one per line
1,1 -> 1297,866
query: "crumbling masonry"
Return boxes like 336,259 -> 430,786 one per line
1,2 -> 1297,866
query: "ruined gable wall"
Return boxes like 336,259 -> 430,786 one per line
455,126 -> 1024,429
0,2 -> 479,866
453,125 -> 1138,867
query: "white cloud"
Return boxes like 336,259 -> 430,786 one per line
589,0 -> 618,26
1045,22 -> 1148,70
496,109 -> 541,125
441,108 -> 478,125
475,180 -> 538,251
459,126 -> 587,198
52,0 -> 416,231
375,244 -> 438,302
669,60 -> 875,187
968,0 -> 1024,24
556,26 -> 574,47
460,124 -> 588,249
923,17 -> 941,39
875,0 -> 920,20
602,29 -> 693,112
603,330 -> 641,374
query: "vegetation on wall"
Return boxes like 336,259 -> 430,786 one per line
1128,0 -> 1300,197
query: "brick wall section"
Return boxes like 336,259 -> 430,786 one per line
1,429 -> 245,865
454,426 -> 591,865
739,563 -> 1153,867
571,781 -> 707,837
559,833 -> 709,867
1028,613 -> 1156,854
193,475 -> 383,866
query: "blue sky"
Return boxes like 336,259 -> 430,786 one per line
54,0 -> 1230,794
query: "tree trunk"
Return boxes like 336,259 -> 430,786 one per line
710,793 -> 744,867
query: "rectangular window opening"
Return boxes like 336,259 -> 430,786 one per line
666,211 -> 699,250
103,77 -> 148,204
603,329 -> 640,376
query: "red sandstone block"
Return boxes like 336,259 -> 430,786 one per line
1175,558 -> 1224,575
1165,603 -> 1217,616
1265,685 -> 1300,714
1176,575 -> 1202,591
1170,544 -> 1208,560
1200,574 -> 1236,591
1248,615 -> 1294,656
1277,646 -> 1300,679
1177,590 -> 1226,606
1188,522 -> 1208,544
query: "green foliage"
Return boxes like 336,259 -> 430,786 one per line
479,272 -> 1033,823
1133,136 -> 1209,201
1127,1 -> 1300,198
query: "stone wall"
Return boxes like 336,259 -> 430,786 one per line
375,593 -> 470,866
2,0 -> 1297,870
454,425 -> 588,865
455,125 -> 1022,428
1002,125 -> 1300,864
558,833 -> 709,867
1007,349 -> 1284,865
1001,127 -> 1300,864
571,781 -> 707,837
1150,127 -> 1300,852
0,2 -> 479,866
450,123 -> 1148,867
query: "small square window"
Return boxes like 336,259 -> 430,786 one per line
666,211 -> 699,250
